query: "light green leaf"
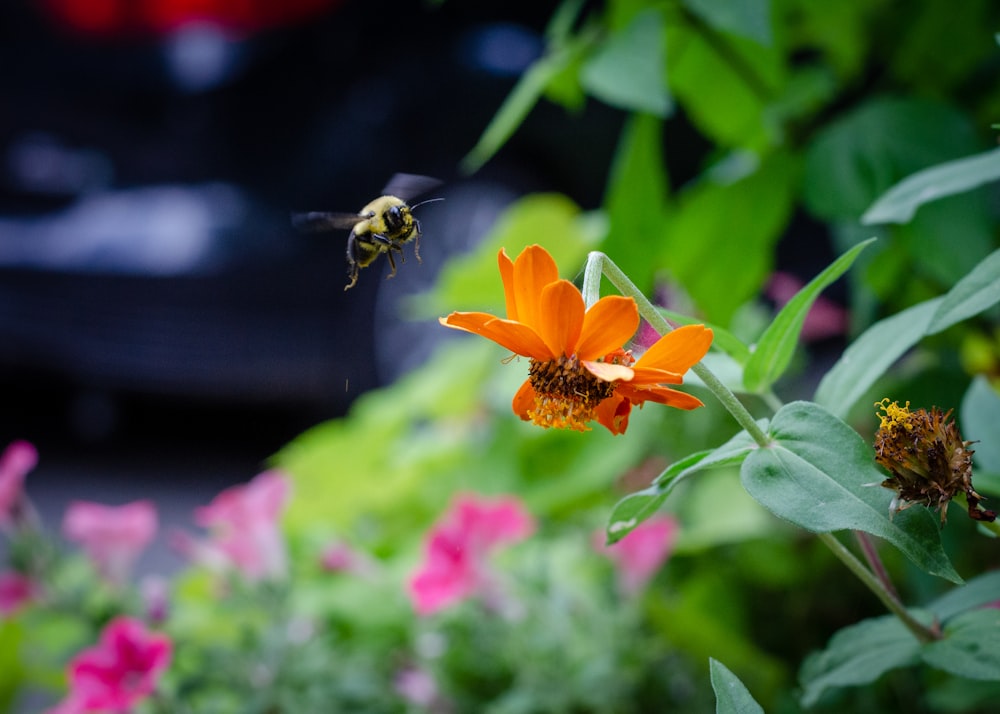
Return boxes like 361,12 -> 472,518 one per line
602,113 -> 669,294
799,614 -> 924,707
580,9 -> 672,116
606,426 -> 760,543
662,152 -> 796,325
814,298 -> 940,418
961,376 -> 1000,475
710,658 -> 765,714
741,402 -> 961,583
744,239 -> 873,393
929,571 -> 1000,621
415,194 -> 597,316
928,247 -> 1000,334
816,246 -> 1000,418
683,0 -> 772,45
922,609 -> 1000,681
862,147 -> 1000,224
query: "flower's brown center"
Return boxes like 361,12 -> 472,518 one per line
527,355 -> 618,431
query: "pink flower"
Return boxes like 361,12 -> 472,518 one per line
190,470 -> 290,581
47,616 -> 171,714
409,494 -> 535,616
63,501 -> 158,585
0,440 -> 38,528
0,571 -> 38,616
320,540 -> 377,577
595,516 -> 679,595
766,272 -> 848,342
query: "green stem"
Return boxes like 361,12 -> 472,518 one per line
820,532 -> 939,643
584,252 -> 771,448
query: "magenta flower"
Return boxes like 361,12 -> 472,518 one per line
47,616 -> 171,714
0,571 -> 38,616
409,494 -> 535,616
190,470 -> 291,582
63,500 -> 158,585
0,440 -> 38,528
595,516 -> 679,595
766,272 -> 848,342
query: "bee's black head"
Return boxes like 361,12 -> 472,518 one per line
384,204 -> 407,230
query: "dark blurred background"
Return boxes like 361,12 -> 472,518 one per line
0,0 -> 629,549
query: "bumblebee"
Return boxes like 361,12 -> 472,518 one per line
292,174 -> 442,290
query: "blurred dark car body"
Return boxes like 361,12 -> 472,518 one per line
0,0 -> 621,443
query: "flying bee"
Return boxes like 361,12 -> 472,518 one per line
292,173 -> 443,290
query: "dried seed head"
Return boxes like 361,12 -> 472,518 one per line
874,399 -> 995,524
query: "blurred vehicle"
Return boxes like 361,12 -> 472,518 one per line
0,0 -> 622,442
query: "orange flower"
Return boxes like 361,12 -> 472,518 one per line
439,245 -> 713,434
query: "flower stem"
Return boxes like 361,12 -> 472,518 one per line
819,532 -> 939,643
853,531 -> 899,601
584,251 -> 771,448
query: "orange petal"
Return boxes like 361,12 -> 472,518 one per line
619,384 -> 705,410
511,379 -> 536,421
537,280 -> 585,357
636,325 -> 713,373
594,393 -> 632,435
511,245 -> 560,334
582,360 -> 634,383
498,249 -> 518,320
440,313 -> 552,359
628,366 -> 684,385
574,296 -> 639,360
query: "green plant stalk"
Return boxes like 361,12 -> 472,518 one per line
584,251 -> 939,643
583,252 -> 771,448
820,532 -> 939,643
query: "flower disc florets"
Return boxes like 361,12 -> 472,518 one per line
527,355 -> 619,430
874,398 -> 995,524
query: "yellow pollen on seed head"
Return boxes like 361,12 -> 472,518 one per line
527,355 -> 618,431
876,398 -> 914,432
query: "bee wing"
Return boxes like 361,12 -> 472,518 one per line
382,173 -> 442,202
291,211 -> 361,233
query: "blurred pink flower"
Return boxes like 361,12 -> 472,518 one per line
0,440 -> 38,528
0,571 -> 38,616
47,616 -> 171,714
63,500 -> 158,585
409,494 -> 535,616
595,516 -> 679,595
320,540 -> 377,577
190,470 -> 291,581
766,271 -> 848,342
395,665 -> 446,710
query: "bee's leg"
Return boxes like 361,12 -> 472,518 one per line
345,233 -> 360,290
385,249 -> 398,279
413,219 -> 422,263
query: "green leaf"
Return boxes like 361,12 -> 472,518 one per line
816,246 -> 1000,418
922,609 -> 1000,681
814,298 -> 942,419
710,658 -> 765,714
803,97 -> 981,221
662,152 -> 796,325
580,9 -> 672,116
461,26 -> 595,174
961,376 -> 1000,475
606,427 -> 760,543
928,247 -> 1000,334
929,571 -> 1000,621
862,147 -> 1000,224
683,0 -> 772,45
799,614 -> 924,707
415,194 -> 598,316
744,239 -> 873,393
602,113 -> 669,294
741,402 -> 962,583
